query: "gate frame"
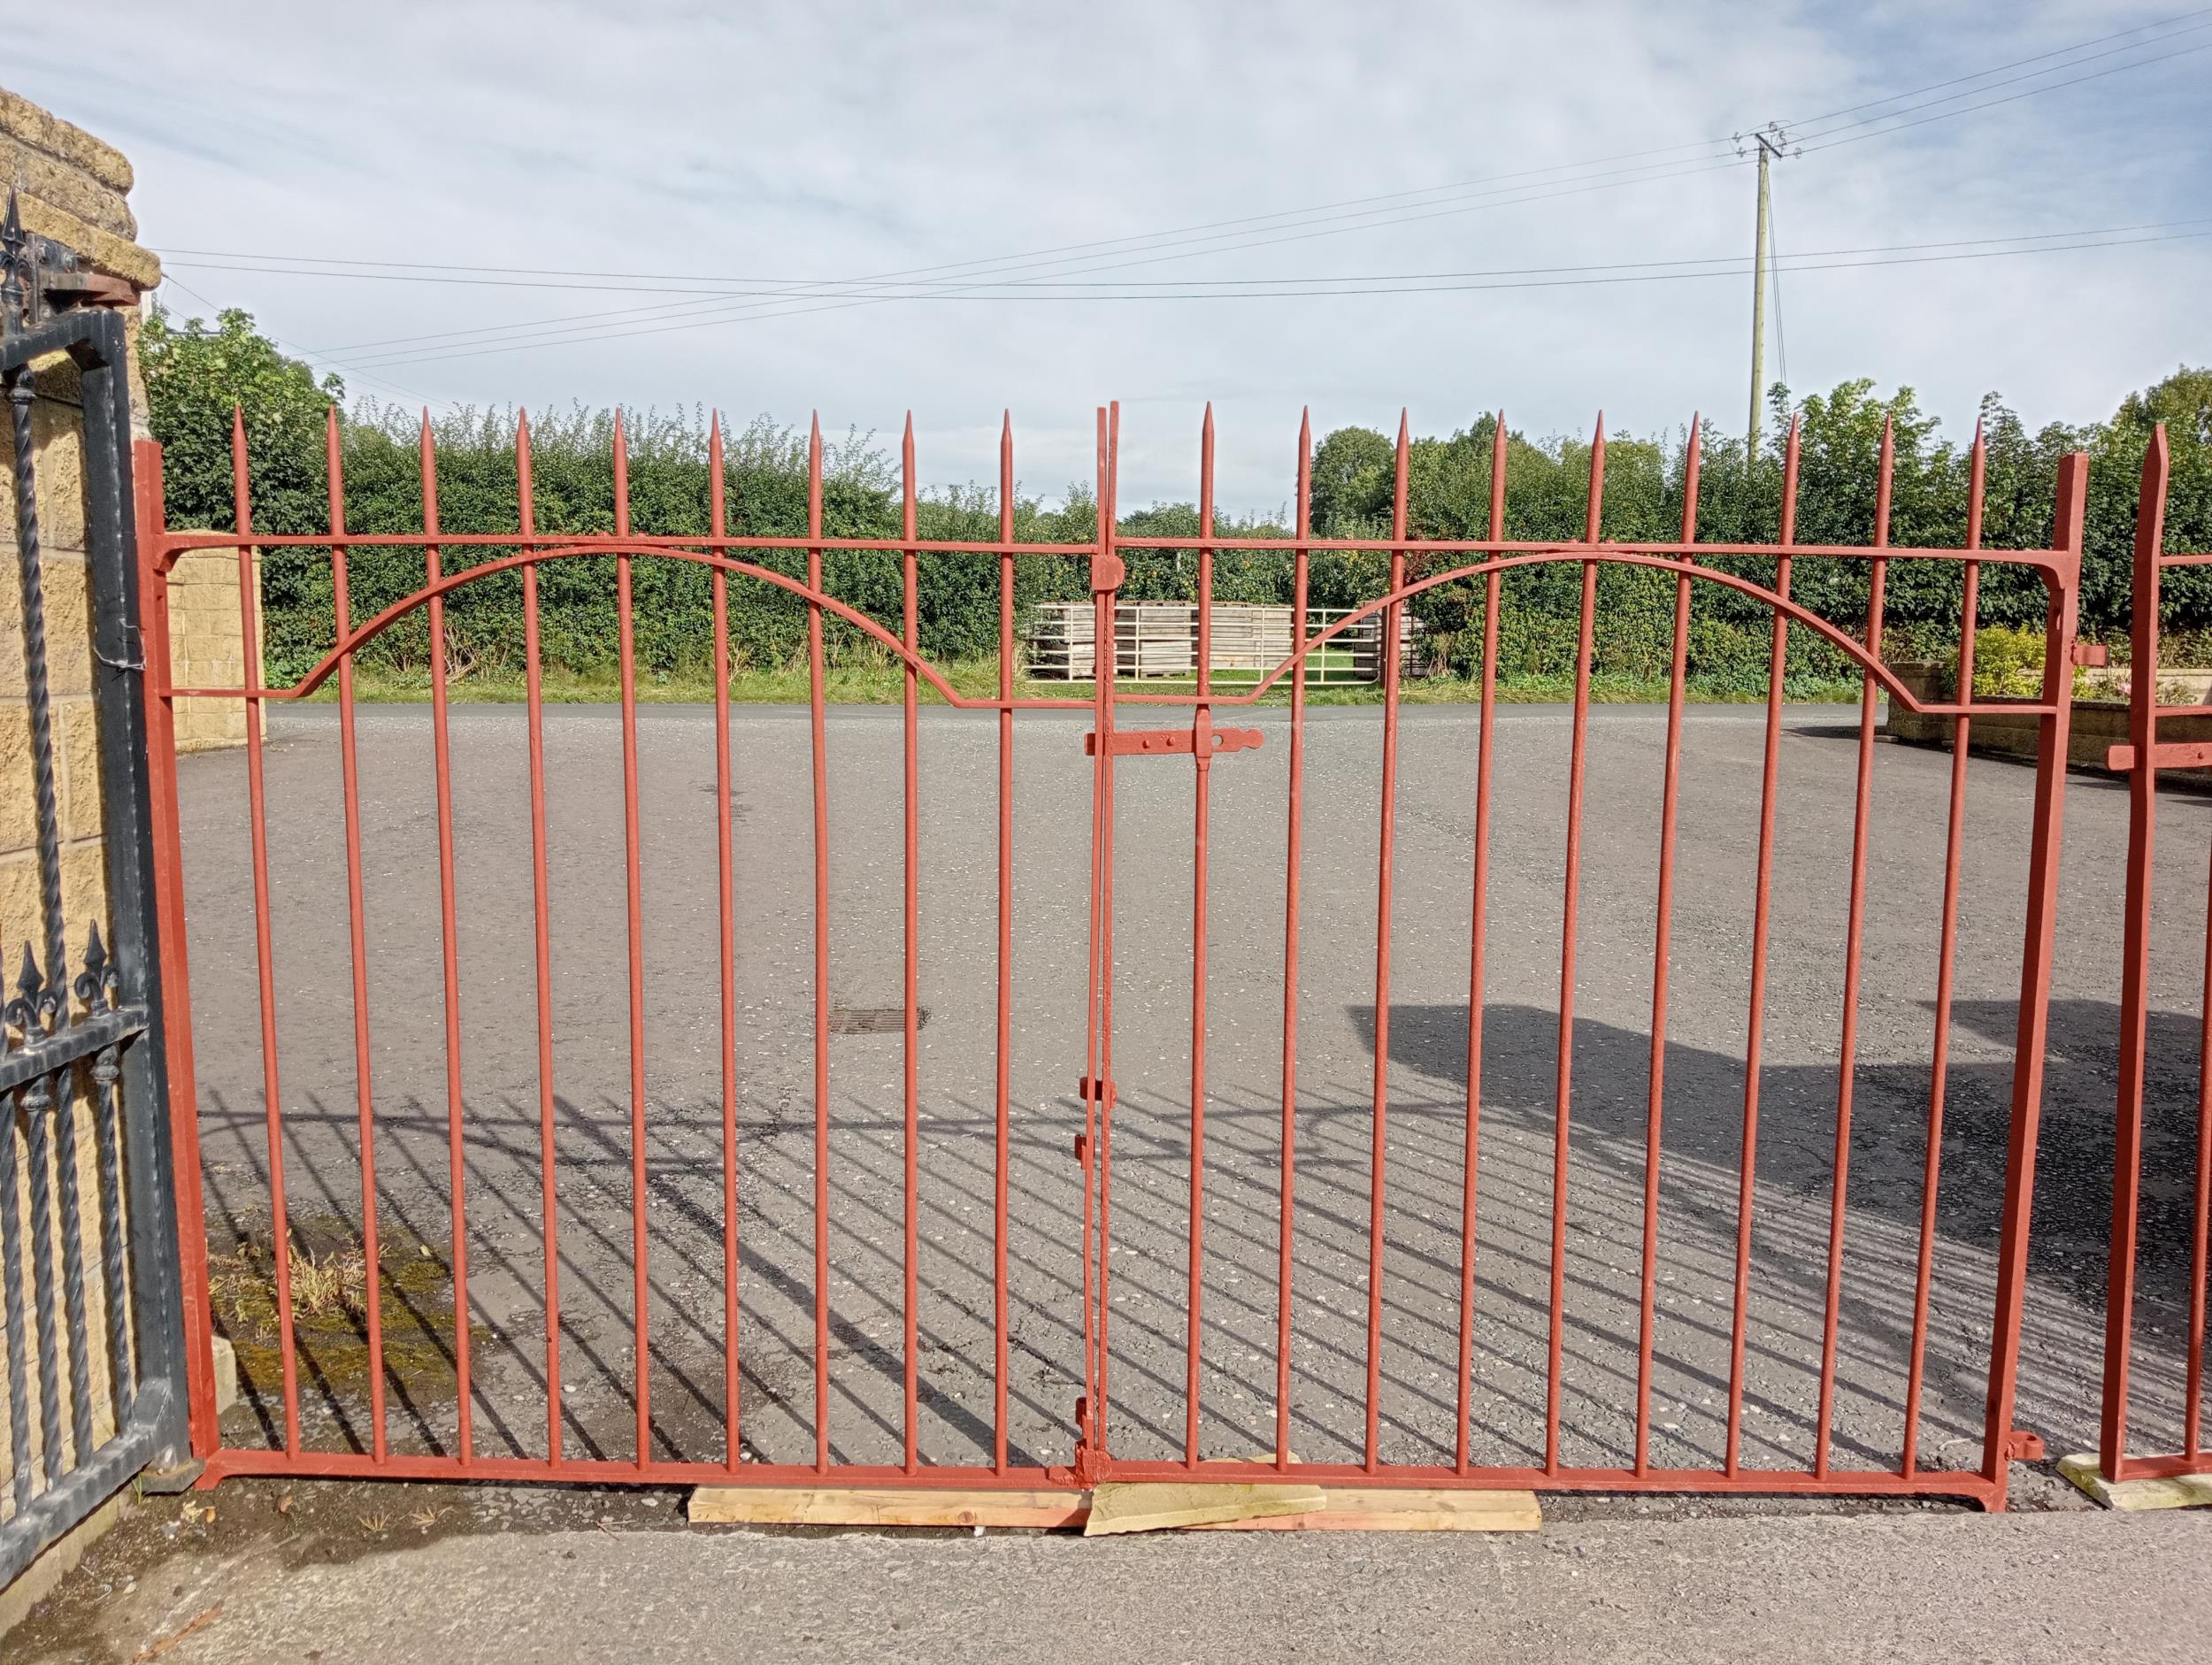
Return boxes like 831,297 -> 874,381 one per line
144,399 -> 2084,1513
1,291 -> 197,1587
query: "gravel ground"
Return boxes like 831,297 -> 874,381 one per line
167,702 -> 2212,1482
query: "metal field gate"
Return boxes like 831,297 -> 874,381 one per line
1,283 -> 197,1578
135,397 -> 2092,1513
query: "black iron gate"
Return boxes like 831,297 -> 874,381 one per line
0,196 -> 195,1588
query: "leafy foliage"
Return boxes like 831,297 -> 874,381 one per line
143,306 -> 2212,693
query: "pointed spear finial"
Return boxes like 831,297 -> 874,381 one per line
0,188 -> 25,336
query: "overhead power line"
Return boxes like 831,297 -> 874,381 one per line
321,224 -> 2212,374
150,8 -> 2212,373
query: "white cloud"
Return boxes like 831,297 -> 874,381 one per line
9,0 -> 2207,507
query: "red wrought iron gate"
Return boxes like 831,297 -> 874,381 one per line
140,397 -> 2086,1509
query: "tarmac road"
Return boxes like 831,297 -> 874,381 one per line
169,702 -> 2212,1485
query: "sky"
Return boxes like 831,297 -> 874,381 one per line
8,0 -> 2210,511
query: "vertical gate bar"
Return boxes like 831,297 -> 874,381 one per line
1455,410 -> 1507,1476
1185,405 -> 1215,1469
19,1063 -> 62,1484
807,417 -> 832,1473
1546,414 -> 1605,1477
2190,793 -> 2212,1462
234,410 -> 299,1457
1079,406 -> 1110,1467
1903,424 -> 1985,1477
1363,414 -> 1411,1473
1815,417 -> 1893,1481
1634,416 -> 1701,1477
994,412 -> 1014,1474
4,327 -> 65,1075
136,440 -> 220,1458
1079,410 -> 1102,1461
1981,451 -> 2085,1507
710,415 -> 740,1471
1274,410 -> 1312,1472
419,417 -> 471,1462
1725,416 -> 1797,1477
326,410 -> 382,1462
613,413 -> 651,1466
517,414 -> 563,1466
901,416 -> 921,1475
2101,429 -> 2168,1484
88,937 -> 138,1426
53,1038 -> 96,1465
1094,403 -> 1122,1448
0,1086 -> 27,1508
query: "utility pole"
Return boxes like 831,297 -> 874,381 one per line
1742,124 -> 1787,463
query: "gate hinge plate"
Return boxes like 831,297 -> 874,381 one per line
2070,641 -> 2108,668
1085,726 -> 1262,758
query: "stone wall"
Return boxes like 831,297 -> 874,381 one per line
1,87 -> 159,1554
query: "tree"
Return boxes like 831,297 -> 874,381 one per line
140,306 -> 342,535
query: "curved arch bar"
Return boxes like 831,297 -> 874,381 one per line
1233,551 -> 1978,717
287,545 -> 989,708
250,543 -> 2015,719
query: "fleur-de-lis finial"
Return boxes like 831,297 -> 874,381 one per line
5,940 -> 49,1039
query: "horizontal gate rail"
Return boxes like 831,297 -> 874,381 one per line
148,396 -> 2084,1510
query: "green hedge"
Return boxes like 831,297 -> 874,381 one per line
143,311 -> 2212,694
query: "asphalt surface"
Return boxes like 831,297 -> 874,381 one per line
170,702 -> 2212,1480
18,1479 -> 2212,1664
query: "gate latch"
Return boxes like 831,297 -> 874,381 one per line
1084,718 -> 1263,759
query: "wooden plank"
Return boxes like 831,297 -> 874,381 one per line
687,1485 -> 1085,1529
1185,1486 -> 1541,1532
2059,1454 -> 2212,1512
687,1483 -> 1540,1532
1083,1480 -> 1325,1537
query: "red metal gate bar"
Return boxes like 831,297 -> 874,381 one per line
134,438 -> 221,1462
517,412 -> 565,1467
1547,415 -> 1606,1477
1455,410 -> 1507,1477
1816,418 -> 1895,1479
1978,451 -> 2087,1498
612,415 -> 651,1467
1185,406 -> 1216,1468
1272,410 -> 1312,1473
228,410 -> 300,1461
1902,422 -> 1987,1477
901,416 -> 922,1475
2101,426 -> 2200,1485
1634,414 -> 1701,1477
1362,414 -> 1410,1474
806,417 -> 832,1473
1725,415 -> 1800,1477
710,414 -> 741,1471
420,416 -> 472,1464
326,409 -> 389,1462
994,412 -> 1014,1475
